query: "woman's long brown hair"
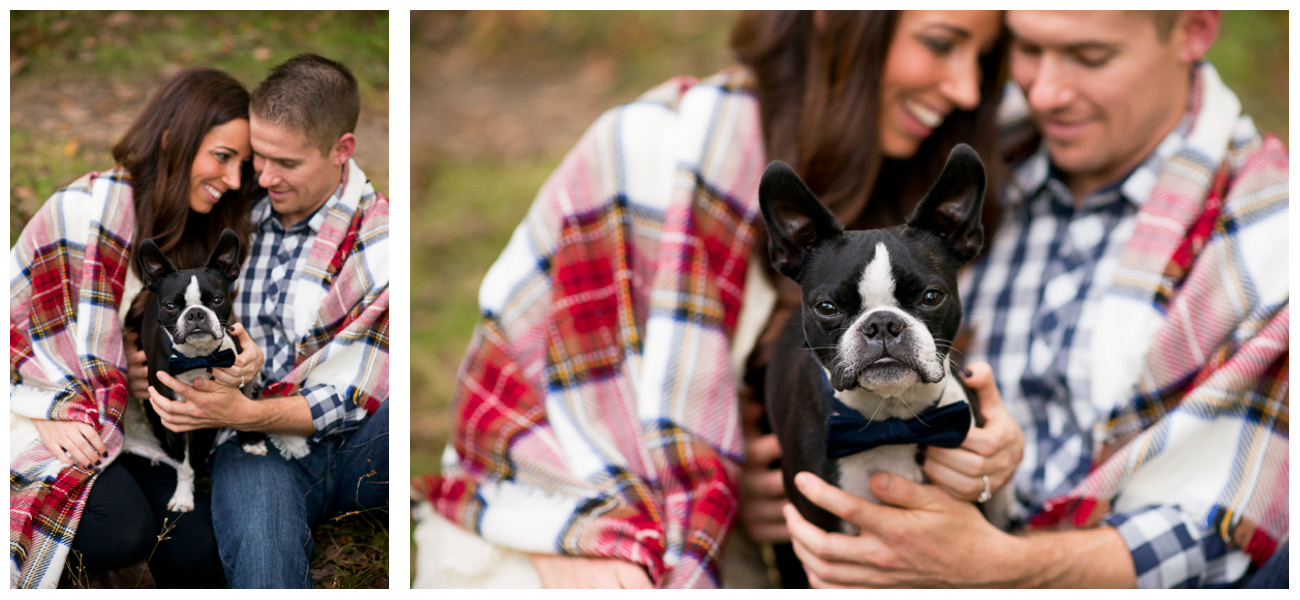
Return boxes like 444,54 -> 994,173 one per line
731,10 -> 1009,382
115,67 -> 261,324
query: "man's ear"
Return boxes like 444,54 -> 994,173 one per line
1175,10 -> 1220,63
331,133 -> 356,166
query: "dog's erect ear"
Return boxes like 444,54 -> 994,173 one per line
907,144 -> 986,264
206,228 -> 242,281
759,161 -> 844,280
136,239 -> 175,292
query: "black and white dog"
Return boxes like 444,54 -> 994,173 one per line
760,144 -> 1009,536
137,228 -> 260,512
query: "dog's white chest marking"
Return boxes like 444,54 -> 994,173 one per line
858,243 -> 897,309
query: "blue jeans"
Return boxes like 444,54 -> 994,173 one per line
210,401 -> 388,588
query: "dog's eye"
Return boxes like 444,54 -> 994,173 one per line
212,296 -> 224,305
164,303 -> 177,311
920,289 -> 945,307
813,301 -> 840,317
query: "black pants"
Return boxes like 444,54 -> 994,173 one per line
71,454 -> 225,588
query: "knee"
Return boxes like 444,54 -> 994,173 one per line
73,500 -> 156,570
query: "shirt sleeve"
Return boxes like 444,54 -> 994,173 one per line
1104,505 -> 1251,588
302,382 -> 370,440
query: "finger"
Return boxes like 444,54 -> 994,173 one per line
922,458 -> 983,501
958,424 -> 999,456
741,493 -> 788,523
870,472 -> 946,512
209,367 -> 243,387
62,437 -> 99,469
42,439 -> 74,466
924,445 -> 984,478
77,423 -> 109,457
961,361 -> 1004,413
746,519 -> 791,544
793,471 -> 885,528
745,433 -> 783,467
615,564 -> 654,589
748,468 -> 786,499
155,370 -> 198,396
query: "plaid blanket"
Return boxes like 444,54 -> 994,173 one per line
1026,63 -> 1289,577
10,169 -> 134,588
243,158 -> 389,420
416,69 -> 765,587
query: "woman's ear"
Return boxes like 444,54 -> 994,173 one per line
161,129 -> 170,151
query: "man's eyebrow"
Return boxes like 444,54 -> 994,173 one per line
1062,41 -> 1119,53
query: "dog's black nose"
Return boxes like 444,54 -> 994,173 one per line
186,310 -> 204,322
863,312 -> 905,341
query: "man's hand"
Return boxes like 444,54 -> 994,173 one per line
209,323 -> 264,390
529,554 -> 654,589
124,331 -> 150,401
923,362 -> 1024,503
785,471 -> 1010,588
32,419 -> 108,469
737,400 -> 790,543
148,370 -> 260,432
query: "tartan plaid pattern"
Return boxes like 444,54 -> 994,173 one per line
220,158 -> 389,449
421,70 -> 763,587
9,169 -> 135,588
964,63 -> 1287,587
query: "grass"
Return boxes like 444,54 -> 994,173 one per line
410,10 -> 1290,481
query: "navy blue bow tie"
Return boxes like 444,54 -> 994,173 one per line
168,347 -> 236,374
825,394 -> 972,459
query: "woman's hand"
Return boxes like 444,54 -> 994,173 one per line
124,330 -> 150,401
737,400 -> 790,543
922,362 -> 1023,503
210,323 -> 264,391
529,554 -> 653,588
32,419 -> 107,469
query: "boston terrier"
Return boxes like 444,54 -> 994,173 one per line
759,144 -> 1010,537
137,228 -> 270,511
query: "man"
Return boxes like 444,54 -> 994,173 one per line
147,54 -> 390,588
782,11 -> 1287,587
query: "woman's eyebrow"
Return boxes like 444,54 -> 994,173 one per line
924,24 -> 972,39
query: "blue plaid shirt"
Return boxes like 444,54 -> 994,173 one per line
959,117 -> 1248,587
223,181 -> 369,443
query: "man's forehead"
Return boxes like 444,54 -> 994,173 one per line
1007,11 -> 1149,45
250,128 -> 312,162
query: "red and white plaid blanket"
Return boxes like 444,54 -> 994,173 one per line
10,169 -> 134,588
1030,63 -> 1289,571
416,69 -> 766,587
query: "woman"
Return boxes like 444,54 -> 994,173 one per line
11,67 -> 265,588
416,11 -> 1022,588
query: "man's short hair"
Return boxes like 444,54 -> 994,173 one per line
1148,10 -> 1182,42
251,53 -> 360,155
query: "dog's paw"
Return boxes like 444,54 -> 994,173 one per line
242,440 -> 268,456
270,434 -> 311,459
167,490 -> 195,513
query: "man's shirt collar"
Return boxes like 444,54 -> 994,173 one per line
1013,112 -> 1194,212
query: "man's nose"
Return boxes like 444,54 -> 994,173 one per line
1025,54 -> 1074,114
